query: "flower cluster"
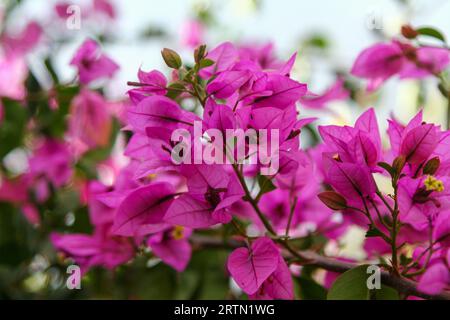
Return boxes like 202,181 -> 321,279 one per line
319,108 -> 450,294
48,37 -> 450,299
1,3 -> 449,299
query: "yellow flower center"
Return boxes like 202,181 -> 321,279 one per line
171,225 -> 185,240
146,173 -> 157,180
424,175 -> 444,192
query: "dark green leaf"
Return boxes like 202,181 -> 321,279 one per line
0,99 -> 28,157
297,276 -> 327,300
378,162 -> 395,177
416,27 -> 446,43
365,225 -> 384,238
257,175 -> 276,197
400,254 -> 413,267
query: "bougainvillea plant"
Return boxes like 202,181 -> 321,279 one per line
0,1 -> 449,300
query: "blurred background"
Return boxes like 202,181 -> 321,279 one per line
0,0 -> 449,299
7,0 -> 450,125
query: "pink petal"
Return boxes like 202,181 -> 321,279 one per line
400,123 -> 439,164
417,262 -> 449,295
200,42 -> 238,78
249,257 -> 293,300
252,74 -> 307,109
148,233 -> 192,272
227,237 -> 280,295
164,194 -> 216,228
112,183 -> 176,236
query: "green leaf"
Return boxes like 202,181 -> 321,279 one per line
175,270 -> 200,299
187,249 -> 229,300
0,99 -> 28,157
400,254 -> 413,267
166,82 -> 186,99
378,162 -> 395,177
328,265 -> 399,300
297,276 -> 327,300
303,34 -> 330,50
365,225 -> 384,238
198,58 -> 215,69
44,57 -> 59,84
0,202 -> 36,266
328,265 -> 370,300
139,25 -> 166,39
36,85 -> 79,138
257,175 -> 276,197
374,285 -> 399,300
416,27 -> 446,43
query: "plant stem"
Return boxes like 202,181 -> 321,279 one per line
361,197 -> 392,244
369,199 -> 391,231
390,183 -> 400,275
231,164 -> 276,235
285,196 -> 298,238
190,234 -> 450,300
375,190 -> 395,215
231,217 -> 248,238
230,164 -> 312,263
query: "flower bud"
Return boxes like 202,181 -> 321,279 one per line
161,48 -> 182,69
194,44 -> 207,63
401,25 -> 418,39
423,157 -> 440,175
318,191 -> 347,210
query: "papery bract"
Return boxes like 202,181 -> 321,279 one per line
433,210 -> 450,247
29,139 -> 73,188
128,69 -> 167,104
351,42 -> 403,91
112,182 -> 176,236
68,89 -> 113,155
323,155 -> 376,200
180,20 -> 204,48
164,165 -> 244,228
70,39 -> 119,84
127,95 -> 197,133
417,262 -> 449,295
249,257 -> 294,300
51,225 -> 134,272
227,237 -> 280,295
93,0 -> 116,19
0,54 -> 27,100
352,40 -> 450,91
400,123 -> 439,165
319,108 -> 382,171
147,226 -> 192,272
200,42 -> 238,78
300,78 -> 349,109
1,21 -> 42,56
252,74 -> 307,109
